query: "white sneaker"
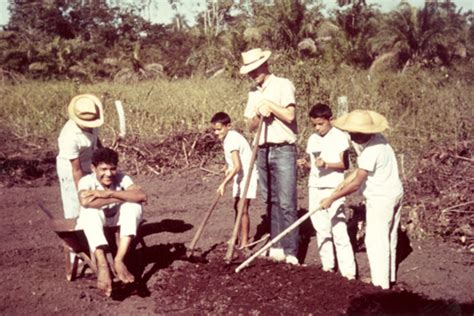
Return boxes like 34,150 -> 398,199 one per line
268,248 -> 286,262
285,255 -> 299,265
322,267 -> 335,273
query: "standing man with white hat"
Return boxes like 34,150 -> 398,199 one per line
320,109 -> 403,289
56,94 -> 104,278
240,48 -> 299,265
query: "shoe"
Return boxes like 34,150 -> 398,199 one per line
322,267 -> 335,273
285,255 -> 299,265
268,248 -> 285,262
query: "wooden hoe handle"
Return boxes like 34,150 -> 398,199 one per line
188,193 -> 221,256
225,116 -> 264,262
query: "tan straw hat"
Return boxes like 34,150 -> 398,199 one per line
333,109 -> 389,134
240,48 -> 272,74
68,94 -> 104,128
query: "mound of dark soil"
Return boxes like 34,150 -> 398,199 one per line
152,244 -> 472,315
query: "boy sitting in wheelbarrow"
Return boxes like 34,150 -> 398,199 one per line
77,147 -> 147,296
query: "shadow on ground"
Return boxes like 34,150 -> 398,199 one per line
347,291 -> 474,315
111,218 -> 193,300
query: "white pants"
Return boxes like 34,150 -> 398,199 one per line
365,194 -> 403,289
309,188 -> 356,278
76,202 -> 142,251
57,161 -> 80,219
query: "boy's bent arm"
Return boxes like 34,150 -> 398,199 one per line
247,116 -> 260,132
79,190 -> 123,208
320,168 -> 368,209
108,184 -> 147,203
71,158 -> 84,189
217,151 -> 242,195
79,184 -> 147,208
257,99 -> 295,124
320,150 -> 349,171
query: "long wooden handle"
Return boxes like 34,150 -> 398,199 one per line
235,207 -> 321,273
225,116 -> 264,262
38,202 -> 54,219
188,193 -> 221,256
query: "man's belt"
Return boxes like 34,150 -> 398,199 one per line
259,142 -> 293,149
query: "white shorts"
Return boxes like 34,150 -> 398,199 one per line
233,169 -> 258,199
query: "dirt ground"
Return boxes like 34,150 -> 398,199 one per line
0,167 -> 473,315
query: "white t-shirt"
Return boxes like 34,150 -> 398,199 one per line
78,172 -> 134,213
244,74 -> 298,145
223,130 -> 256,185
57,120 -> 99,173
306,127 -> 349,188
357,134 -> 403,199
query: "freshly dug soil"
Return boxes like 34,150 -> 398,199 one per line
1,167 -> 473,315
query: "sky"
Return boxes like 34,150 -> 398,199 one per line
0,0 -> 472,27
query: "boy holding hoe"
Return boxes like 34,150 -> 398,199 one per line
297,103 -> 356,280
320,109 -> 403,289
211,112 -> 258,250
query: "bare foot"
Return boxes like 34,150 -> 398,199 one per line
97,264 -> 112,297
114,260 -> 134,283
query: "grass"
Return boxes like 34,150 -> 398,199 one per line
1,66 -> 472,175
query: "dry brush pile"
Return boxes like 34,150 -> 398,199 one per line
403,140 -> 473,249
111,129 -> 222,176
0,128 -> 223,188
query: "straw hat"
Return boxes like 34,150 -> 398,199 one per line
333,109 -> 389,134
68,94 -> 104,128
240,48 -> 271,74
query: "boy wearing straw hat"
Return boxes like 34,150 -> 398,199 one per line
240,48 -> 299,265
320,109 -> 403,289
57,94 -> 104,220
297,103 -> 356,279
211,112 -> 258,249
56,94 -> 103,276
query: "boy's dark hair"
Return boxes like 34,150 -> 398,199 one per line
210,112 -> 231,125
92,147 -> 119,167
309,103 -> 332,120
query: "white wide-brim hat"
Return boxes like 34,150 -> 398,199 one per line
333,109 -> 389,134
68,94 -> 104,128
239,48 -> 272,74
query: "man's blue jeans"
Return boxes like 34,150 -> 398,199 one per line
256,144 -> 299,256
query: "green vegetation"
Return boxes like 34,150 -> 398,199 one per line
1,1 -> 472,81
1,64 -> 471,169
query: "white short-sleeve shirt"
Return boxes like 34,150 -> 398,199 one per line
223,130 -> 256,182
244,74 -> 298,145
78,172 -> 134,212
306,127 -> 349,188
57,120 -> 99,173
357,134 -> 403,199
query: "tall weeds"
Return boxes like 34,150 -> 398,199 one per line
1,66 -> 472,168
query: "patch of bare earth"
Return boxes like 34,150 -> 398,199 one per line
0,134 -> 473,314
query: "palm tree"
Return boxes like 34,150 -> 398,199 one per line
372,2 -> 464,67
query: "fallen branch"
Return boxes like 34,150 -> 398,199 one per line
441,201 -> 474,214
146,164 -> 160,176
200,167 -> 220,176
182,141 -> 189,166
452,155 -> 474,163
